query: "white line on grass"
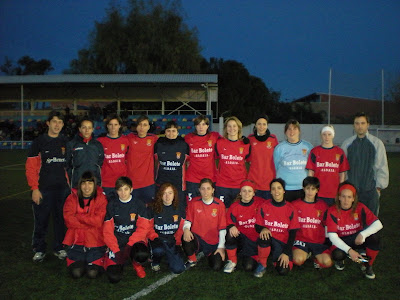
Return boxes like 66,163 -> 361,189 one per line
0,189 -> 30,201
0,163 -> 25,169
123,273 -> 180,300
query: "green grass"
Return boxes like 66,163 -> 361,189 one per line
1,150 -> 399,300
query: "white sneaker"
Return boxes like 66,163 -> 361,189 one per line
33,252 -> 46,262
54,250 -> 67,260
151,264 -> 161,272
223,260 -> 237,273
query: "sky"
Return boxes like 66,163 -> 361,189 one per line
1,0 -> 399,101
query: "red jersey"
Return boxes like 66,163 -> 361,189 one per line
97,135 -> 129,188
215,138 -> 251,189
256,200 -> 300,244
306,146 -> 350,198
186,197 -> 227,245
291,199 -> 328,244
326,202 -> 378,238
247,134 -> 278,191
226,197 -> 263,242
126,133 -> 158,189
185,131 -> 220,183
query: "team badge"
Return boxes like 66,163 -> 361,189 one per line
207,140 -> 212,147
239,147 -> 244,154
335,154 -> 340,161
353,213 -> 359,220
302,148 -> 307,156
316,210 -> 321,217
147,139 -> 152,146
266,141 -> 272,149
211,209 -> 218,217
130,213 -> 136,221
173,215 -> 179,222
121,144 -> 126,151
61,147 -> 65,155
176,152 -> 181,159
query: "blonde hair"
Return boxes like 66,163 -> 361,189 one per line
223,116 -> 242,139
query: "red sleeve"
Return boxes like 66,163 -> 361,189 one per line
25,156 -> 41,190
76,193 -> 107,228
103,218 -> 120,253
128,216 -> 151,246
174,218 -> 185,245
147,218 -> 159,241
63,194 -> 89,230
305,149 -> 316,171
226,205 -> 236,226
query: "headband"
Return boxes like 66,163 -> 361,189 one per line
321,126 -> 335,137
240,180 -> 256,191
338,184 -> 357,196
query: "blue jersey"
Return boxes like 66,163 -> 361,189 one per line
273,140 -> 313,190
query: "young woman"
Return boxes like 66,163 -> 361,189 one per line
147,183 -> 185,274
154,121 -> 189,212
273,119 -> 312,202
182,178 -> 227,271
292,177 -> 332,269
306,125 -> 349,206
224,180 -> 263,274
247,115 -> 278,200
327,181 -> 383,279
254,178 -> 300,277
126,115 -> 158,204
215,116 -> 251,208
66,117 -> 104,188
97,114 -> 129,200
103,177 -> 151,283
184,115 -> 221,200
63,171 -> 107,279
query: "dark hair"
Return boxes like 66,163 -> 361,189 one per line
165,120 -> 178,130
47,110 -> 64,122
137,115 -> 150,125
269,178 -> 286,191
302,176 -> 320,189
354,112 -> 370,124
115,176 -> 133,190
253,115 -> 269,135
78,117 -> 94,128
151,183 -> 179,214
105,114 -> 123,135
77,171 -> 97,209
199,178 -> 215,189
284,119 -> 300,133
335,181 -> 359,213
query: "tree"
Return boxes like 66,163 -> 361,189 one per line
65,0 -> 202,74
0,56 -> 53,75
201,57 -> 280,125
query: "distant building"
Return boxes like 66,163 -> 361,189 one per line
293,93 -> 400,124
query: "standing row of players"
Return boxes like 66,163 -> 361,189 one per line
25,111 -> 388,279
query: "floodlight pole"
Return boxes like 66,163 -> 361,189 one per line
328,68 -> 332,125
381,69 -> 384,127
21,84 -> 24,149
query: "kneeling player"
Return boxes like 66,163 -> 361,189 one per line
182,178 -> 226,271
224,180 -> 263,273
147,183 -> 185,274
292,177 -> 332,269
254,178 -> 300,277
103,177 -> 151,283
63,171 -> 107,279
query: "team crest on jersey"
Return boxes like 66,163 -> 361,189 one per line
130,213 -> 136,221
239,147 -> 244,154
176,152 -> 181,159
265,141 -> 272,149
61,147 -> 65,155
207,140 -> 213,147
211,209 -> 218,217
353,213 -> 359,220
173,215 -> 179,222
335,154 -> 340,161
121,144 -> 126,151
302,148 -> 307,156
146,139 -> 152,146
316,210 -> 321,217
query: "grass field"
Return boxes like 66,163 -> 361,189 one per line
0,150 -> 399,300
